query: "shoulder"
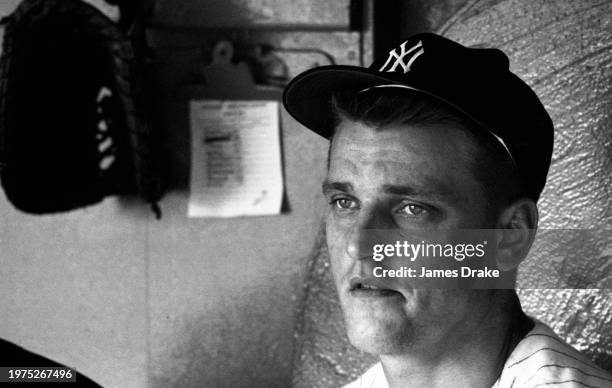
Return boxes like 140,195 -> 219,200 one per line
343,363 -> 388,388
495,320 -> 612,388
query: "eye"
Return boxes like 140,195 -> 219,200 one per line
331,197 -> 358,210
397,203 -> 426,217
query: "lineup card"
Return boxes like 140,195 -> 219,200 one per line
188,100 -> 284,218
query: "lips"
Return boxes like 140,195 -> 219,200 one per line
349,277 -> 402,297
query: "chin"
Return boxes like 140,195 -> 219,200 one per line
344,309 -> 414,355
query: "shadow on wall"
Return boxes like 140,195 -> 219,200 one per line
148,0 -> 255,193
149,0 -> 353,193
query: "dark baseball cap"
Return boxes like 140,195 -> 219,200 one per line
282,33 -> 554,201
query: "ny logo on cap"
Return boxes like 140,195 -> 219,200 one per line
379,40 -> 424,73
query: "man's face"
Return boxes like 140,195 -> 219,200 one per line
323,118 -> 498,356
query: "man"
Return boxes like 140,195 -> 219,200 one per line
283,33 -> 612,388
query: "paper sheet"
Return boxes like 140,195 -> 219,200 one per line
188,100 -> 283,217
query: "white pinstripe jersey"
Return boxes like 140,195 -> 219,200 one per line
343,320 -> 612,388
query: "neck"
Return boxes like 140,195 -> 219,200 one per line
379,291 -> 531,388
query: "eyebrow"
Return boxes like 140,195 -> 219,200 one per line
384,183 -> 458,200
381,184 -> 421,196
322,180 -> 455,202
322,180 -> 353,195
322,181 -> 423,196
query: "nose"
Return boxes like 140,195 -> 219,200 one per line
345,226 -> 367,260
345,209 -> 387,261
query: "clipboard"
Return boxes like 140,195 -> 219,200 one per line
183,41 -> 285,218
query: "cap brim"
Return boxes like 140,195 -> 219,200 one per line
283,65 -> 403,138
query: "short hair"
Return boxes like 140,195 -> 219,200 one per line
329,89 -> 525,219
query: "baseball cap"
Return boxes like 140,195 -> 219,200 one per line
282,33 -> 554,201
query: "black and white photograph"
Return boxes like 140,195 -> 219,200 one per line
0,1 -> 611,387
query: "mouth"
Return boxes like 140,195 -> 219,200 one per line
349,277 -> 403,298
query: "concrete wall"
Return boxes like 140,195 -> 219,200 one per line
0,0 -> 351,387
440,0 -> 612,370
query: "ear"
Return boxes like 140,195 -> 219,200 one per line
494,198 -> 538,271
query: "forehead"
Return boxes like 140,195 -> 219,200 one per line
327,119 -> 480,197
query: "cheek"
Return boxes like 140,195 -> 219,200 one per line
325,210 -> 347,253
326,217 -> 350,284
